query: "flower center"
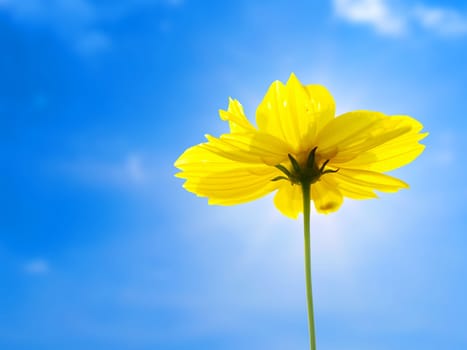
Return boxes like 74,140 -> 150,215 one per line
272,147 -> 338,186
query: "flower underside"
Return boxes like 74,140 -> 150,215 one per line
175,73 -> 427,218
273,148 -> 338,186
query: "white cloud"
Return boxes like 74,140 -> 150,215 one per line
333,0 -> 406,35
75,31 -> 112,56
60,153 -> 151,188
24,259 -> 49,275
0,0 -> 186,56
414,5 -> 467,36
332,0 -> 467,37
0,0 -> 111,56
0,0 -> 96,21
163,0 -> 184,7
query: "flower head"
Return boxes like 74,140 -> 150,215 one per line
175,73 -> 427,218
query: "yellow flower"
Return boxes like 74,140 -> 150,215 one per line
175,73 -> 427,350
175,73 -> 427,219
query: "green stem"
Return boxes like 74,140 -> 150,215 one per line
302,182 -> 316,350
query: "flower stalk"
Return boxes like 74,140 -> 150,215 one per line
302,181 -> 316,350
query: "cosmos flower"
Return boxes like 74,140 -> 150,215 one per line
175,73 -> 427,350
174,73 -> 427,218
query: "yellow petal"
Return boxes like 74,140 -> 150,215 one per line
203,131 -> 290,165
324,176 -> 378,199
175,144 -> 280,205
256,73 -> 336,152
256,78 -> 295,145
316,110 -> 385,159
331,115 -> 428,172
311,179 -> 343,214
273,182 -> 303,219
332,168 -> 409,193
303,84 -> 336,135
219,98 -> 255,133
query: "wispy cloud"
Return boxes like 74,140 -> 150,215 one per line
332,0 -> 467,37
0,0 -> 111,55
0,0 -> 184,56
23,259 -> 49,275
333,0 -> 405,35
75,30 -> 113,56
0,0 -> 96,20
414,5 -> 467,36
60,153 -> 151,188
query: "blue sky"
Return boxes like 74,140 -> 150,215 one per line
1,0 -> 467,349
